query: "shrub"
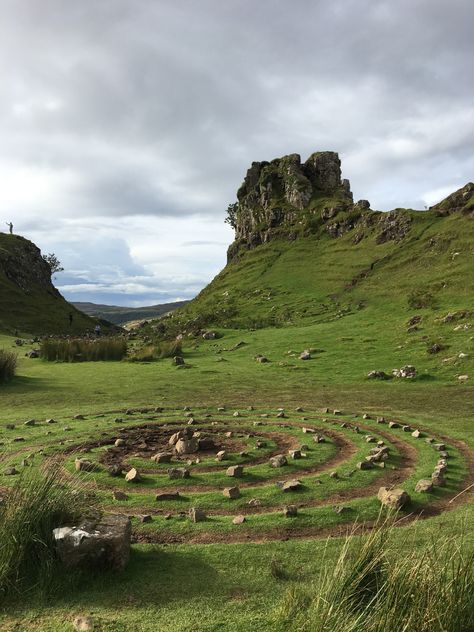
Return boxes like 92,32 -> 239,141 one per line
0,467 -> 93,598
0,349 -> 17,382
40,338 -> 127,362
275,521 -> 474,632
127,345 -> 160,362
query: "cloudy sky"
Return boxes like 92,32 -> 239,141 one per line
1,1 -> 473,306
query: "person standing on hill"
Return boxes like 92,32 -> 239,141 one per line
69,313 -> 73,327
5,222 -> 13,234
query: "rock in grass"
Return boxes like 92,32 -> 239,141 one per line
415,479 -> 433,493
377,487 -> 410,510
329,471 -> 339,479
189,508 -> 206,522
289,449 -> 301,459
334,506 -> 351,514
357,461 -> 373,470
75,458 -> 95,473
269,455 -> 287,468
108,464 -> 122,477
114,438 -> 126,447
411,429 -> 422,438
232,515 -> 246,525
24,419 -> 35,426
73,616 -> 94,631
140,515 -> 152,523
4,466 -> 18,475
223,486 -> 241,499
431,472 -> 445,486
73,414 -> 85,420
283,505 -> 297,517
155,491 -> 180,501
113,491 -> 129,501
125,468 -> 141,482
151,452 -> 173,463
388,421 -> 400,429
168,467 -> 190,479
226,465 -> 244,478
281,479 -> 302,492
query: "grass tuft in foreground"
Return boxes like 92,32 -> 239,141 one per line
0,467 -> 94,599
0,349 -> 16,382
40,337 -> 127,362
275,519 -> 474,632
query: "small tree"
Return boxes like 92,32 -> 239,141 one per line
224,202 -> 239,230
42,253 -> 64,275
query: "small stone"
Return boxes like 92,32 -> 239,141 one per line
415,479 -> 434,493
226,465 -> 244,478
75,458 -> 95,473
314,434 -> 326,443
248,498 -> 261,507
302,427 -> 315,434
365,436 -> 376,443
233,411 -> 241,417
216,450 -> 226,461
433,443 -> 446,451
24,419 -> 36,426
362,414 -> 371,420
334,506 -> 351,514
389,422 -> 400,429
329,471 -> 339,479
189,508 -> 206,522
4,466 -> 18,475
223,486 -> 241,499
73,616 -> 94,631
155,491 -> 181,501
289,449 -> 301,459
73,414 -> 85,420
114,439 -> 126,447
140,515 -> 152,523
333,409 -> 342,415
168,467 -> 190,479
46,418 -> 56,424
411,429 -> 422,438
377,487 -> 410,509
269,455 -> 287,468
357,461 -> 374,470
283,505 -> 297,517
281,479 -> 302,492
151,452 -> 173,463
402,425 -> 412,433
431,472 -> 445,486
112,491 -> 128,501
108,464 -> 123,477
255,440 -> 266,449
125,468 -> 141,482
232,515 -> 246,525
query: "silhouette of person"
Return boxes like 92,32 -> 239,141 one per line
69,313 -> 73,326
6,222 -> 13,234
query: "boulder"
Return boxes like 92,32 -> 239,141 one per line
377,487 -> 410,510
216,450 -> 227,461
53,514 -> 131,571
174,438 -> 199,455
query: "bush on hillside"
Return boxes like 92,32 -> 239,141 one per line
0,349 -> 17,382
275,521 -> 474,632
408,289 -> 438,310
40,338 -> 127,362
0,468 -> 94,598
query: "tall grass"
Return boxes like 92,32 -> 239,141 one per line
40,337 -> 127,362
127,340 -> 182,362
0,349 -> 17,382
275,520 -> 474,632
0,467 -> 93,598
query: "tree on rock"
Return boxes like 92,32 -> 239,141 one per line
225,202 -> 239,230
42,253 -> 64,276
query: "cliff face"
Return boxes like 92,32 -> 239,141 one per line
0,235 -> 59,295
228,150 -> 474,260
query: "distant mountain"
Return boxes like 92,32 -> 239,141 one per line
72,300 -> 189,325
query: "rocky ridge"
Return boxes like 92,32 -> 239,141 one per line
228,151 -> 474,260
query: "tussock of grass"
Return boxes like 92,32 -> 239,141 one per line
40,337 -> 127,362
275,519 -> 474,632
0,467 -> 94,599
0,349 -> 16,382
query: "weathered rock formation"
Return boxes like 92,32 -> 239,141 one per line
226,150 -> 474,260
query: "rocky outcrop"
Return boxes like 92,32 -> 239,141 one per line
0,235 -> 58,295
227,151 -> 472,261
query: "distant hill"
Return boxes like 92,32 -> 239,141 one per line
72,300 -> 189,325
0,234 -> 98,335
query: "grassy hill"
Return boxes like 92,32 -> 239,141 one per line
0,234 -> 99,335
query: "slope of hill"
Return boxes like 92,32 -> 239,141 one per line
0,234 -> 99,335
72,300 -> 189,325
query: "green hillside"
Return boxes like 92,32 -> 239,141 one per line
0,234 -> 99,335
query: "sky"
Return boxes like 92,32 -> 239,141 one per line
1,0 -> 473,306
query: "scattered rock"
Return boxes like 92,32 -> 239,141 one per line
377,487 -> 410,510
155,491 -> 180,501
281,479 -> 302,492
226,465 -> 244,478
288,449 -> 301,459
112,491 -> 128,501
125,468 -> 141,483
415,479 -> 433,493
357,461 -> 374,470
73,616 -> 94,631
24,419 -> 35,426
108,465 -> 123,477
232,515 -> 246,525
223,486 -> 241,499
189,508 -> 206,523
75,458 -> 95,473
283,505 -> 297,517
114,438 -> 126,447
4,466 -> 18,476
300,350 -> 311,360
392,365 -> 416,379
269,454 -> 288,468
411,429 -> 422,438
168,467 -> 190,479
367,370 -> 389,380
216,450 -> 226,461
151,452 -> 173,463
140,515 -> 152,524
